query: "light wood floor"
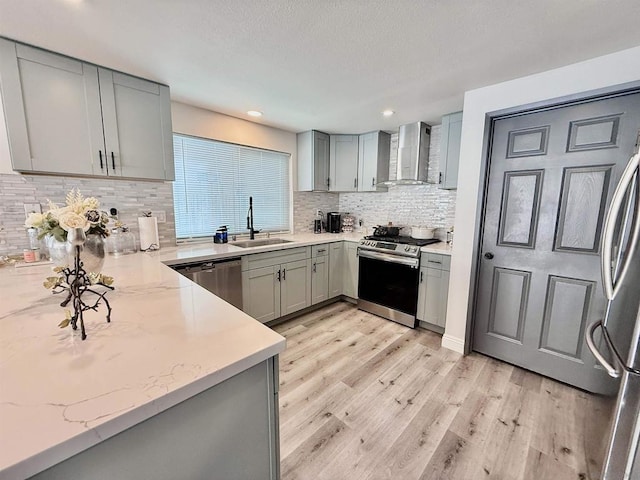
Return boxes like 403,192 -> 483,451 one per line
273,302 -> 614,480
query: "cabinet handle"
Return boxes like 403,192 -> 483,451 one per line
428,260 -> 442,265
111,151 -> 116,170
99,150 -> 104,170
372,177 -> 375,187
283,268 -> 286,280
354,178 -> 357,188
313,262 -> 317,273
420,271 -> 424,283
439,172 -> 443,184
277,269 -> 281,282
317,249 -> 326,253
327,177 -> 330,189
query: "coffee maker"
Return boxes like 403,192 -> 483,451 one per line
327,212 -> 341,233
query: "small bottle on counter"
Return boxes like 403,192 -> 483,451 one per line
23,249 -> 36,263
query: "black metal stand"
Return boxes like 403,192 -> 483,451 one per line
52,245 -> 113,340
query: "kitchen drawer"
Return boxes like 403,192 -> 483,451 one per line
242,246 -> 311,271
312,244 -> 329,258
421,253 -> 451,271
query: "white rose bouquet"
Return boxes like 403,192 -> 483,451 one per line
25,189 -> 110,241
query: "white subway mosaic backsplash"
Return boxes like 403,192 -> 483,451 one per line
0,174 -> 175,256
339,125 -> 456,237
292,191 -> 340,233
0,124 -> 456,253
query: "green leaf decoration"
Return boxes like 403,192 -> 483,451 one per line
52,266 -> 65,273
43,277 -> 61,289
58,318 -> 70,328
101,275 -> 114,286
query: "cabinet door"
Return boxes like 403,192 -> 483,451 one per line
100,69 -> 174,180
329,135 -> 359,192
313,131 -> 330,191
358,131 -> 390,192
440,111 -> 462,190
417,267 -> 449,327
242,266 -> 280,323
343,242 -> 359,298
311,256 -> 329,305
0,40 -> 104,175
281,259 -> 311,316
328,242 -> 343,298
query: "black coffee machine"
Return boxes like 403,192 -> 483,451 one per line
327,212 -> 341,233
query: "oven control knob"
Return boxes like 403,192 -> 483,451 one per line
404,246 -> 410,251
411,247 -> 417,252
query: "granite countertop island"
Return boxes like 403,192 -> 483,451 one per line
0,231 -> 451,478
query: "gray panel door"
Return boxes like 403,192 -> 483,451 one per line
474,91 -> 640,394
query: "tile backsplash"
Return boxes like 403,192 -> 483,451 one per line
292,191 -> 340,233
0,173 -> 175,256
0,123 -> 456,254
339,125 -> 456,238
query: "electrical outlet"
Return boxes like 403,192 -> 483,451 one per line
141,210 -> 167,223
24,203 -> 41,219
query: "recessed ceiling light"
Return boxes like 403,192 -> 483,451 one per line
382,110 -> 395,117
247,110 -> 263,117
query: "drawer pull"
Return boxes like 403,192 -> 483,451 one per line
428,260 -> 442,264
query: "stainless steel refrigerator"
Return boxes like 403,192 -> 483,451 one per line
587,147 -> 640,480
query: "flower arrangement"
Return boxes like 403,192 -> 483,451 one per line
25,189 -> 110,241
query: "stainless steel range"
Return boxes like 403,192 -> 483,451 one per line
357,234 -> 439,328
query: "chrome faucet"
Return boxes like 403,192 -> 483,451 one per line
247,196 -> 259,240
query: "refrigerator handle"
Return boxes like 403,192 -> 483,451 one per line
586,320 -> 621,378
601,152 -> 640,300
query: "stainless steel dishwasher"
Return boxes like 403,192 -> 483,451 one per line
171,257 -> 243,310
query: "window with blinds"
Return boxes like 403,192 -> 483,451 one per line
173,134 -> 291,240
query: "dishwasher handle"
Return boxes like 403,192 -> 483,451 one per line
173,258 -> 242,273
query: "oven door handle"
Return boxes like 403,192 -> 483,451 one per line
358,249 -> 419,268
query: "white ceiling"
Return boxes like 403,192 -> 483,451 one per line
1,0 -> 640,134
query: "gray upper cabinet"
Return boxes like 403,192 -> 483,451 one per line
0,39 -> 174,181
357,131 -> 390,192
439,111 -> 462,190
297,130 -> 330,191
99,69 -> 174,180
329,134 -> 359,192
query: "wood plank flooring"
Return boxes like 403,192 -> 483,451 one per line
273,302 -> 614,480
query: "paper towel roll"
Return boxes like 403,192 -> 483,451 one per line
138,217 -> 159,251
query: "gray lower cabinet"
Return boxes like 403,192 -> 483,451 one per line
242,247 -> 312,323
416,253 -> 451,329
439,111 -> 462,190
311,245 -> 329,305
31,357 -> 281,480
343,242 -> 359,298
0,38 -> 173,180
328,242 -> 343,298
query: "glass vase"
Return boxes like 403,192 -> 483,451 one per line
46,234 -> 105,274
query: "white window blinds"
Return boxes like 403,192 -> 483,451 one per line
173,134 -> 291,239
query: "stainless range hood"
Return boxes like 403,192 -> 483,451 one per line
392,121 -> 431,185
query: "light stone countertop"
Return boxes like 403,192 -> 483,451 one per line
0,231 -> 449,479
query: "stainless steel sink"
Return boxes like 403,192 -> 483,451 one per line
230,238 -> 293,248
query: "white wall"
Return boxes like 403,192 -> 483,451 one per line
443,44 -> 640,354
170,101 -> 297,177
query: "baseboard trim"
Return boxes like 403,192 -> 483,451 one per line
441,334 -> 465,354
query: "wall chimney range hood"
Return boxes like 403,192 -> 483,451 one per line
388,121 -> 431,185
